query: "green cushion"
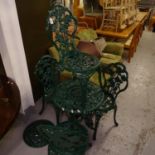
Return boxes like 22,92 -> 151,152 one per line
89,72 -> 110,86
102,53 -> 122,60
103,42 -> 124,56
77,28 -> 98,41
100,56 -> 122,65
49,47 -> 60,62
48,47 -> 72,81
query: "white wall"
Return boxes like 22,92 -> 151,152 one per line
0,0 -> 35,113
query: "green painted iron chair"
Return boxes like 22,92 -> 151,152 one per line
45,3 -> 107,136
85,62 -> 128,139
47,62 -> 128,140
34,54 -> 105,140
46,4 -> 100,78
35,3 -> 100,115
34,56 -> 128,140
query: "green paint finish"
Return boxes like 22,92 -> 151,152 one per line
23,120 -> 54,148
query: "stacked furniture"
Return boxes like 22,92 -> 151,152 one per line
23,3 -> 128,155
124,22 -> 144,62
99,0 -> 139,31
124,11 -> 147,62
76,28 -> 124,64
77,0 -> 103,29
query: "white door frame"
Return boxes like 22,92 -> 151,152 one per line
0,0 -> 34,113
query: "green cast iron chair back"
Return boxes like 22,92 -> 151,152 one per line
46,4 -> 78,62
34,55 -> 60,95
100,63 -> 128,100
46,4 -> 99,76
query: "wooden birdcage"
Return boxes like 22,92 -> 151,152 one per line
99,0 -> 139,31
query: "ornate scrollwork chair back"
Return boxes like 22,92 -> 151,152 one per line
46,4 -> 99,76
34,55 -> 60,114
100,63 -> 128,100
46,5 -> 78,61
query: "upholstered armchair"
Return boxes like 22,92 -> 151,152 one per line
100,42 -> 124,64
76,28 -> 124,65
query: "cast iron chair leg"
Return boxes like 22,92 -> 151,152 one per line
56,108 -> 60,124
39,95 -> 45,115
93,115 -> 101,140
113,104 -> 119,126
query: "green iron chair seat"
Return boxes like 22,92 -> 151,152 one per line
84,94 -> 115,130
49,79 -> 105,115
62,50 -> 100,74
89,63 -> 128,114
37,121 -> 89,155
48,47 -> 100,81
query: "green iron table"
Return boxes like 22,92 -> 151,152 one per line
47,78 -> 105,139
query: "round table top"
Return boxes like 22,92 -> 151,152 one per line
62,51 -> 100,76
51,79 -> 105,115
